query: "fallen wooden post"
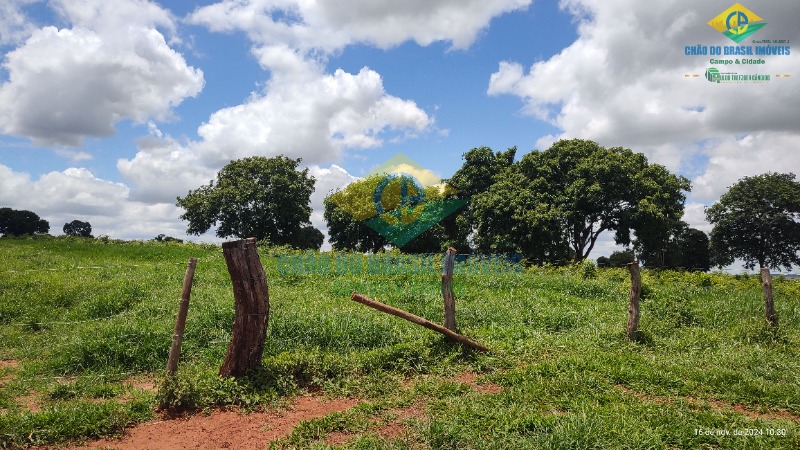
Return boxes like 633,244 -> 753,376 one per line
351,292 -> 488,352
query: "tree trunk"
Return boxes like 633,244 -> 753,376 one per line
761,267 -> 778,327
219,238 -> 270,378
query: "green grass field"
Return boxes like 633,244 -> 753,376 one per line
0,236 -> 798,449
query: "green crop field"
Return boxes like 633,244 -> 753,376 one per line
0,236 -> 798,449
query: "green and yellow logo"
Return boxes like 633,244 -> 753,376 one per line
705,67 -> 721,83
708,3 -> 766,43
330,154 -> 466,247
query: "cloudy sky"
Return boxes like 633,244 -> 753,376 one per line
0,0 -> 798,265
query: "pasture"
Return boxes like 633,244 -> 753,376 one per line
0,236 -> 798,449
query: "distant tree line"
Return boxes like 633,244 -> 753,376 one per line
6,140 -> 799,273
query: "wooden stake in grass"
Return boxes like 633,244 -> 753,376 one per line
220,238 -> 270,378
167,257 -> 197,375
441,247 -> 457,331
351,292 -> 488,352
626,260 -> 641,340
761,267 -> 778,327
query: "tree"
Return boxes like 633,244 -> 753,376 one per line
473,168 -> 572,261
0,208 -> 50,236
296,225 -> 324,250
63,220 -> 92,238
635,222 -> 710,271
608,249 -> 635,267
672,227 -> 711,271
324,179 -> 389,253
443,146 -> 516,251
154,234 -> 183,243
323,173 -> 450,253
707,172 -> 800,271
176,156 -> 315,246
473,139 -> 690,263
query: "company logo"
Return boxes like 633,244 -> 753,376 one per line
704,67 -> 770,83
705,67 -> 721,82
330,154 -> 466,247
707,3 -> 766,43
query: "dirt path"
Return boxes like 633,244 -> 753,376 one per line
57,395 -> 359,450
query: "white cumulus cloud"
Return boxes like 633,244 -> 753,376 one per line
188,0 -> 532,52
0,0 -> 203,147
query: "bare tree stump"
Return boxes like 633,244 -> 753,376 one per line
442,247 -> 457,331
626,261 -> 641,340
167,258 -> 197,375
219,238 -> 270,378
761,267 -> 778,327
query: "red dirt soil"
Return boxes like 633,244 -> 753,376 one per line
49,395 -> 359,450
615,384 -> 800,424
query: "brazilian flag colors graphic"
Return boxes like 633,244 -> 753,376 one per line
707,3 -> 766,43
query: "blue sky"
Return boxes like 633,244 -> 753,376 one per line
0,0 -> 798,270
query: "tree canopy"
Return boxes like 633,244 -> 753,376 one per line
443,146 -> 516,251
635,223 -> 710,271
296,225 -> 324,250
707,172 -> 800,271
0,208 -> 50,237
63,220 -> 93,238
323,173 -> 451,253
176,156 -> 315,247
473,139 -> 690,263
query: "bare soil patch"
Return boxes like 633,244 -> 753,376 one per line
615,384 -> 800,424
450,372 -> 503,394
46,395 -> 359,450
322,400 -> 426,447
0,359 -> 19,383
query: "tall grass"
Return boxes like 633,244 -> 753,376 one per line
0,236 -> 798,448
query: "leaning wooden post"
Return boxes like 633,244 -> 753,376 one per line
219,238 -> 270,378
761,267 -> 778,327
626,260 -> 641,340
351,292 -> 488,352
167,257 -> 197,375
442,247 -> 457,331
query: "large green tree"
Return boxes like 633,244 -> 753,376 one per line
323,176 -> 389,253
177,156 -> 316,246
443,146 -> 516,251
707,172 -> 800,271
0,208 -> 50,236
673,227 -> 711,271
323,173 -> 449,253
636,223 -> 711,271
63,220 -> 93,238
473,139 -> 690,263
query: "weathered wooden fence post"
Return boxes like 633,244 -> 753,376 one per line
219,238 -> 270,378
760,267 -> 778,327
351,292 -> 488,351
167,257 -> 197,375
442,247 -> 457,331
626,260 -> 641,340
